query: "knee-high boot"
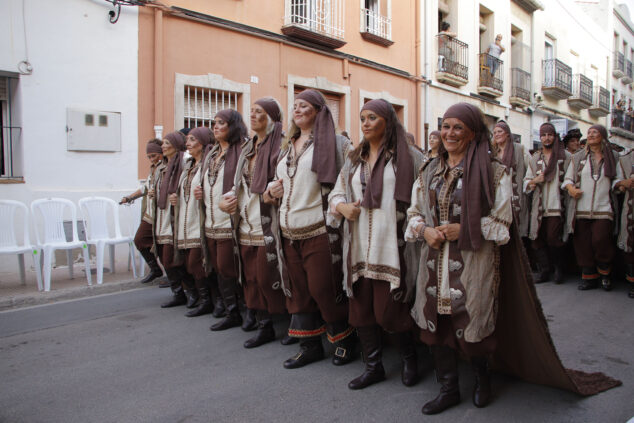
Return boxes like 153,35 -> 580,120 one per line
185,279 -> 214,317
421,345 -> 460,415
210,275 -> 243,331
348,325 -> 385,390
550,246 -> 565,284
394,332 -> 419,387
139,248 -> 163,284
160,268 -> 186,308
532,248 -> 550,283
208,273 -> 225,318
472,356 -> 492,408
243,310 -> 275,348
283,336 -> 324,369
181,272 -> 199,308
242,308 -> 258,332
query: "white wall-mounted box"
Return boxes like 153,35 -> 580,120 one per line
67,109 -> 121,152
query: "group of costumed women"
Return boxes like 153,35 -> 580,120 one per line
124,91 -> 620,415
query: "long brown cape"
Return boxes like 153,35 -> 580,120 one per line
492,222 -> 622,395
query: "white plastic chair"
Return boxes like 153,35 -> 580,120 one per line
0,200 -> 44,291
120,200 -> 145,278
31,198 -> 92,291
79,196 -> 137,285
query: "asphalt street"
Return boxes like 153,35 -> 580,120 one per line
0,279 -> 632,423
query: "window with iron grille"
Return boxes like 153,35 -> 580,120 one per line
1,76 -> 22,179
183,86 -> 240,129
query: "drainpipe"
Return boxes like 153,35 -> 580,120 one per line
153,8 -> 164,139
529,8 -> 536,150
423,0 -> 433,151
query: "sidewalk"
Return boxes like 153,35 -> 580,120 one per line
0,265 -> 162,311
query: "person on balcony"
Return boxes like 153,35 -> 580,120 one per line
120,138 -> 166,286
438,22 -> 456,73
264,89 -> 355,369
485,34 -> 505,77
328,99 -> 424,390
563,125 -> 623,291
563,128 -> 582,154
524,123 -> 572,284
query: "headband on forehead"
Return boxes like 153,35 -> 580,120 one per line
146,142 -> 162,154
539,123 -> 556,136
443,103 -> 486,135
255,98 -> 282,122
429,130 -> 441,139
589,124 -> 608,141
188,127 -> 213,146
215,108 -> 235,124
361,98 -> 392,120
495,121 -> 511,135
165,131 -> 186,151
295,89 -> 326,109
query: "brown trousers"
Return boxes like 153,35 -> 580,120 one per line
182,247 -> 206,280
206,238 -> 237,279
157,243 -> 176,270
532,216 -> 565,249
349,277 -> 413,333
240,244 -> 286,314
133,220 -> 154,250
282,233 -> 348,324
573,219 -> 615,271
420,315 -> 497,357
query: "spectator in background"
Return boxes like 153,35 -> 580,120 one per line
563,128 -> 582,154
438,22 -> 456,72
485,34 -> 505,76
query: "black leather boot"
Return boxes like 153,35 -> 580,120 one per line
394,332 -> 419,387
139,248 -> 164,284
421,345 -> 460,415
627,264 -> 634,298
551,247 -> 565,284
578,267 -> 599,290
348,326 -> 385,390
472,356 -> 492,408
283,337 -> 324,369
185,285 -> 214,317
210,276 -> 243,331
532,248 -> 550,283
181,273 -> 199,308
209,274 -> 225,318
160,271 -> 186,308
598,265 -> 612,291
244,310 -> 276,348
242,308 -> 258,332
328,321 -> 356,366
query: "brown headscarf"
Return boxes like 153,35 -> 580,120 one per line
215,109 -> 246,193
158,131 -> 186,210
443,103 -> 494,251
251,98 -> 283,194
359,99 -> 414,208
429,130 -> 441,140
539,123 -> 566,182
295,89 -> 337,184
146,141 -> 162,154
495,121 -> 514,169
188,126 -> 213,148
589,124 -> 616,179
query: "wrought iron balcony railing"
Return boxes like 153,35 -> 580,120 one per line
511,68 -> 531,103
542,59 -> 572,99
436,35 -> 469,81
478,53 -> 503,94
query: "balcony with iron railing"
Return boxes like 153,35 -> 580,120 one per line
477,53 -> 503,97
610,108 -> 634,138
436,35 -> 469,87
282,0 -> 346,49
542,59 -> 572,99
624,60 -> 633,84
589,86 -> 610,118
359,7 -> 393,46
613,51 -> 625,78
567,74 -> 593,109
510,68 -> 531,108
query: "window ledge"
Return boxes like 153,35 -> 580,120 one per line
360,31 -> 394,47
0,177 -> 25,184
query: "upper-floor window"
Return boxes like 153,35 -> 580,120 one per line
360,0 -> 392,45
283,0 -> 346,48
1,76 -> 22,180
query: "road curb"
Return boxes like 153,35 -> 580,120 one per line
0,278 -> 161,311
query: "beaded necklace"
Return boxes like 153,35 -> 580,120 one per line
286,134 -> 313,179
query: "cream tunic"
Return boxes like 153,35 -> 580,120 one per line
276,141 -> 327,240
328,161 -> 401,288
237,159 -> 264,246
176,161 -> 203,249
524,154 -> 564,217
563,153 -> 623,220
202,152 -> 233,240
